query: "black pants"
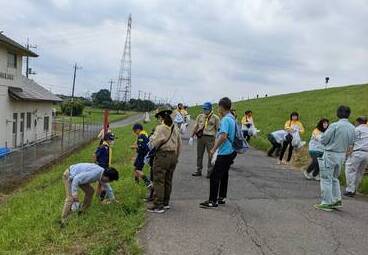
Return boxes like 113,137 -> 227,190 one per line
242,130 -> 251,142
209,152 -> 237,203
279,134 -> 293,162
267,134 -> 281,156
306,151 -> 323,177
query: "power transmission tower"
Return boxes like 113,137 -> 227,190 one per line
25,38 -> 37,78
116,14 -> 132,102
138,90 -> 143,100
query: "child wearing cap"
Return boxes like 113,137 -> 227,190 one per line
131,123 -> 152,187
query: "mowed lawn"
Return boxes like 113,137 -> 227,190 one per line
56,107 -> 134,124
0,121 -> 156,254
189,83 -> 368,193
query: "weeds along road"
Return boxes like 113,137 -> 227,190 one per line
140,140 -> 368,255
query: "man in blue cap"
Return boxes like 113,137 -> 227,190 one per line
191,102 -> 220,177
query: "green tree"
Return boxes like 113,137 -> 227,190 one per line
60,100 -> 85,116
92,89 -> 112,108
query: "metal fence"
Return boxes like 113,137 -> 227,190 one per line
0,117 -> 101,192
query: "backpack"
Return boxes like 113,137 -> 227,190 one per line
231,122 -> 249,154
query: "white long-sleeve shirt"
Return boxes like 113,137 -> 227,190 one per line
69,163 -> 114,199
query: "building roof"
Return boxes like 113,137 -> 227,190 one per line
8,76 -> 62,103
0,33 -> 38,57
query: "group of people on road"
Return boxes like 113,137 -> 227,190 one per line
60,98 -> 368,223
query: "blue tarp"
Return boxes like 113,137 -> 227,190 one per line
0,147 -> 11,158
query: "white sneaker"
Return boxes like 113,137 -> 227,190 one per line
164,205 -> 171,210
304,170 -> 312,180
314,175 -> 320,181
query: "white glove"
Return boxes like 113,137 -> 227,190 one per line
188,137 -> 194,146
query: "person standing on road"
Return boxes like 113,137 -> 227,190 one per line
200,97 -> 237,209
278,112 -> 305,165
148,107 -> 182,213
314,105 -> 355,212
191,102 -> 220,178
173,103 -> 185,129
304,118 -> 329,181
61,163 -> 119,224
267,130 -> 287,157
344,116 -> 368,197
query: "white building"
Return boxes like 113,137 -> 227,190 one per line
0,33 -> 62,149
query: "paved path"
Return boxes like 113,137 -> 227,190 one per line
110,113 -> 145,128
139,141 -> 368,255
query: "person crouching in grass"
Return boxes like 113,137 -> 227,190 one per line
314,106 -> 354,212
131,123 -> 152,187
61,163 -> 119,224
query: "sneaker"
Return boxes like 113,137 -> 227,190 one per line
200,200 -> 218,209
313,175 -> 320,181
304,170 -> 312,180
192,171 -> 202,177
163,205 -> 171,210
313,204 -> 334,212
343,191 -> 355,197
332,200 -> 343,209
147,206 -> 165,214
218,198 -> 226,205
147,181 -> 153,189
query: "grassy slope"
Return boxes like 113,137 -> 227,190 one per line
189,83 -> 368,193
0,121 -> 155,254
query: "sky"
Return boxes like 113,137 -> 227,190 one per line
1,0 -> 367,105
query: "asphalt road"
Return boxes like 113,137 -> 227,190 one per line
139,140 -> 368,255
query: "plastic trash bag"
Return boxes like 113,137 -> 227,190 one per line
180,123 -> 187,135
291,131 -> 301,147
188,137 -> 194,146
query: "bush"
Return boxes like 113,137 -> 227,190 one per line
60,100 -> 85,116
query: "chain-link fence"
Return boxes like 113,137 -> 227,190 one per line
0,117 -> 101,192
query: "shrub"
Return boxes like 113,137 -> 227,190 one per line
60,100 -> 85,116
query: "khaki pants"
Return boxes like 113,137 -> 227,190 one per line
152,151 -> 178,208
197,135 -> 215,173
61,169 -> 95,219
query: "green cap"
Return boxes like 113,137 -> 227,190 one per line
155,106 -> 173,118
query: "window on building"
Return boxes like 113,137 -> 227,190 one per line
7,52 -> 17,68
26,112 -> 32,129
12,113 -> 18,134
20,113 -> 25,133
44,116 -> 49,132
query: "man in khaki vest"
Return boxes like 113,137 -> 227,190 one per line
191,102 -> 220,177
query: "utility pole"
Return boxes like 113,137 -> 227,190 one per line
70,63 -> 82,119
108,79 -> 115,96
25,38 -> 37,78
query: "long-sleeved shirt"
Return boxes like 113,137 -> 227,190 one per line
149,123 -> 181,153
68,163 -> 114,199
195,112 -> 220,136
353,124 -> 368,151
320,119 -> 355,153
308,128 -> 324,152
271,130 -> 287,144
284,120 -> 305,134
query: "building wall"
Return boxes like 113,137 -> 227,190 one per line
0,88 -> 54,148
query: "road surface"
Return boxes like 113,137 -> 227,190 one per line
139,141 -> 368,255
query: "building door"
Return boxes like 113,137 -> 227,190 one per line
12,113 -> 18,147
20,113 -> 25,146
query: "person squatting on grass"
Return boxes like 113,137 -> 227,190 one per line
314,105 -> 355,212
344,116 -> 368,197
61,163 -> 119,223
200,97 -> 237,209
241,110 -> 255,142
304,118 -> 330,181
191,102 -> 220,178
147,107 -> 182,213
131,123 -> 152,187
267,130 -> 287,157
278,112 -> 305,165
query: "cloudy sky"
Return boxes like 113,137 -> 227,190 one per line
1,0 -> 367,105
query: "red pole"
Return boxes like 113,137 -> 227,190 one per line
103,110 -> 109,133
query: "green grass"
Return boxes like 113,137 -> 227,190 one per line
0,121 -> 156,254
189,83 -> 368,193
56,107 -> 134,124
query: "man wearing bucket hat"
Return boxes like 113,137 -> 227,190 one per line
344,116 -> 368,197
191,102 -> 220,177
147,106 -> 182,213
